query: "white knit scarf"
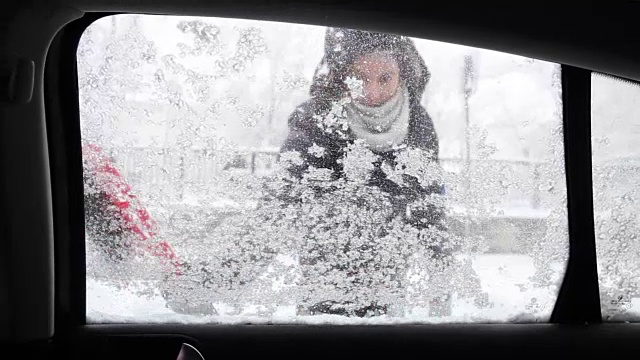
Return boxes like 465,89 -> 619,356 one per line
345,86 -> 410,152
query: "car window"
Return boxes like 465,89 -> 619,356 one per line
78,14 -> 567,324
592,72 -> 640,321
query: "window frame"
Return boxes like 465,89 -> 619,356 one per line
45,11 -> 604,334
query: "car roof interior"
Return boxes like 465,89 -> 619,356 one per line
3,0 -> 640,359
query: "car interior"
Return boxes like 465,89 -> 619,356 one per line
4,0 -> 640,359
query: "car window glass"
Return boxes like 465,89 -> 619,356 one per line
592,72 -> 640,321
79,14 -> 568,324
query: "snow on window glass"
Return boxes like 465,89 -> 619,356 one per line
79,14 -> 567,324
592,73 -> 640,321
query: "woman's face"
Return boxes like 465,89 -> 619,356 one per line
350,51 -> 401,107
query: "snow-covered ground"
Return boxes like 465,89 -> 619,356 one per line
87,253 -> 575,324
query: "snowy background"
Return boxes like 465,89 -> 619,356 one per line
77,14 -> 640,324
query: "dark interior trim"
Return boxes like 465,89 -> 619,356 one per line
68,323 -> 640,359
550,66 -> 601,324
45,13 -> 113,334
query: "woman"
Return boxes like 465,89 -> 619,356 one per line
280,27 -> 451,317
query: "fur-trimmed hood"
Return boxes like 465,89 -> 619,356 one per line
309,27 -> 431,105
